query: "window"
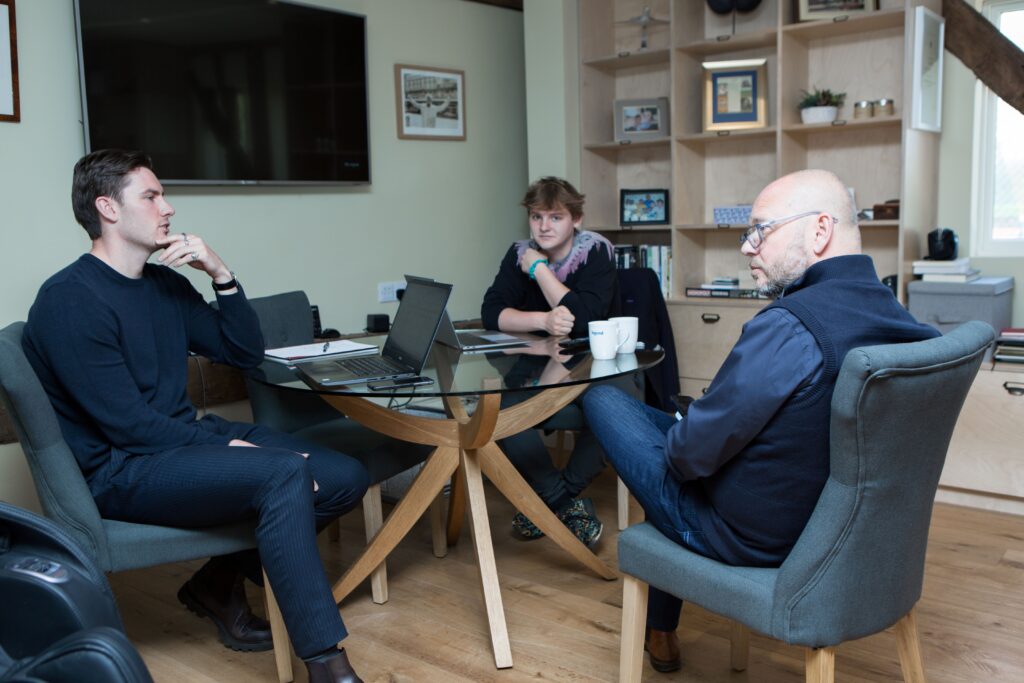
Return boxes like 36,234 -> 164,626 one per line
972,0 -> 1024,257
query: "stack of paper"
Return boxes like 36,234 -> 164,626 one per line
265,340 -> 377,364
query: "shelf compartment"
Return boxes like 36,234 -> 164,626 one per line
782,115 -> 901,134
677,128 -> 776,143
584,138 -> 672,152
583,48 -> 671,70
675,29 -> 777,56
782,7 -> 905,41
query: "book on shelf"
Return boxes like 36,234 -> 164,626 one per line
685,286 -> 768,299
994,353 -> 1024,363
1000,327 -> 1024,338
614,243 -> 672,300
264,340 -> 377,364
912,257 -> 973,275
920,270 -> 981,283
911,257 -> 970,269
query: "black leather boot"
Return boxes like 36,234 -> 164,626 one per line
305,649 -> 364,683
177,561 -> 273,652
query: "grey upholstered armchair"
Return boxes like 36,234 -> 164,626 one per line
616,320 -> 994,683
0,322 -> 295,682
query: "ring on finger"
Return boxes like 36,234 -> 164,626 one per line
190,251 -> 198,262
182,232 -> 190,246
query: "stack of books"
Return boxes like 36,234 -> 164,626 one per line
912,257 -> 980,283
685,276 -> 768,299
994,328 -> 1024,364
614,244 -> 672,300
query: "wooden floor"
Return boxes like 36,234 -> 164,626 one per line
109,468 -> 1024,682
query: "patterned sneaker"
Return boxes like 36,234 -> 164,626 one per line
558,498 -> 604,548
511,510 -> 545,540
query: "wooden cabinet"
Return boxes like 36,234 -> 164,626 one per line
938,364 -> 1024,515
578,0 -> 941,390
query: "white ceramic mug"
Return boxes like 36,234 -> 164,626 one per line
615,353 -> 639,372
609,316 -> 639,354
589,320 -> 627,360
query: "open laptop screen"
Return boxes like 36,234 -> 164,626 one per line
382,278 -> 452,372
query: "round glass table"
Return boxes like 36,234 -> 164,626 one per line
249,337 -> 664,669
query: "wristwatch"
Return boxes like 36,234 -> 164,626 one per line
212,272 -> 238,292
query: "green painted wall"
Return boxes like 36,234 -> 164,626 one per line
0,0 -> 528,507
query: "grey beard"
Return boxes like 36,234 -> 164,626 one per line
758,277 -> 792,299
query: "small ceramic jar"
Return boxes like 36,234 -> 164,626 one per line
853,100 -> 874,119
875,98 -> 895,117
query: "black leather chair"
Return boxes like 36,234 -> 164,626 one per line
0,501 -> 153,683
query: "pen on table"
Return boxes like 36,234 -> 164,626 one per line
322,341 -> 330,353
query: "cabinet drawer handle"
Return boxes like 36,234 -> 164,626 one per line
701,313 -> 720,324
1004,382 -> 1024,397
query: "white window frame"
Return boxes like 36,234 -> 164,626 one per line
971,0 -> 1024,257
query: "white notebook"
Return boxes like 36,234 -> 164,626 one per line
265,340 -> 377,364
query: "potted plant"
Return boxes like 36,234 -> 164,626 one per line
798,88 -> 846,125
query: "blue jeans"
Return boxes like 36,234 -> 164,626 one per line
91,417 -> 370,658
582,385 -> 723,631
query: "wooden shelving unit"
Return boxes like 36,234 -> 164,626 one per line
578,0 -> 942,392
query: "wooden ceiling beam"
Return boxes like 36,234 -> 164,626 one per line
944,0 -> 1024,116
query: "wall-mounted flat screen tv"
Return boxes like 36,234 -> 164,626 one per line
75,0 -> 370,185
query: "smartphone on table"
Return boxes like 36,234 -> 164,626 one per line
367,376 -> 434,391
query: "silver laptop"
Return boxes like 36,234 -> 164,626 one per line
297,278 -> 452,386
405,275 -> 526,352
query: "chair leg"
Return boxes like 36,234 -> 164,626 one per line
263,569 -> 294,683
617,477 -> 630,530
805,646 -> 836,683
895,607 -> 927,683
362,484 -> 388,604
730,621 -> 749,671
430,491 -> 448,558
619,574 -> 648,683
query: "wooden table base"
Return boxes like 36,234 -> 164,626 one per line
319,385 -> 616,669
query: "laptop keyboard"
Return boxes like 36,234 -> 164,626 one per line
337,355 -> 406,375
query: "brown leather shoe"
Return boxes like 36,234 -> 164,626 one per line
306,649 -> 364,683
645,627 -> 681,673
177,568 -> 272,652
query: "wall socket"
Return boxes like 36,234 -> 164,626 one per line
376,280 -> 406,303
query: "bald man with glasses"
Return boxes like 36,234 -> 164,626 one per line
583,169 -> 939,673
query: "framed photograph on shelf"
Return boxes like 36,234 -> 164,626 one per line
0,0 -> 18,123
702,58 -> 767,132
798,0 -> 877,22
613,98 -> 670,142
911,6 -> 944,132
394,64 -> 465,141
620,189 -> 669,227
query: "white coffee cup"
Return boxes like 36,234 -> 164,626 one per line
589,320 -> 627,360
609,316 -> 639,354
615,353 -> 639,372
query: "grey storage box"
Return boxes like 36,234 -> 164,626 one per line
908,276 -> 1013,335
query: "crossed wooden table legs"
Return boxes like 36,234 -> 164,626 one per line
316,384 -> 617,669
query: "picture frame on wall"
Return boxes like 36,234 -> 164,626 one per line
613,98 -> 670,142
395,64 -> 465,141
0,0 -> 19,123
702,58 -> 767,132
911,6 -> 944,132
620,188 -> 670,227
798,0 -> 877,22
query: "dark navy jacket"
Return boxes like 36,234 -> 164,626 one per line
668,255 -> 939,566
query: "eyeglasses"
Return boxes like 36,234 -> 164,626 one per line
739,210 -> 837,252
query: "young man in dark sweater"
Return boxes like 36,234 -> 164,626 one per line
583,169 -> 939,673
481,177 -> 619,546
23,150 -> 368,683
